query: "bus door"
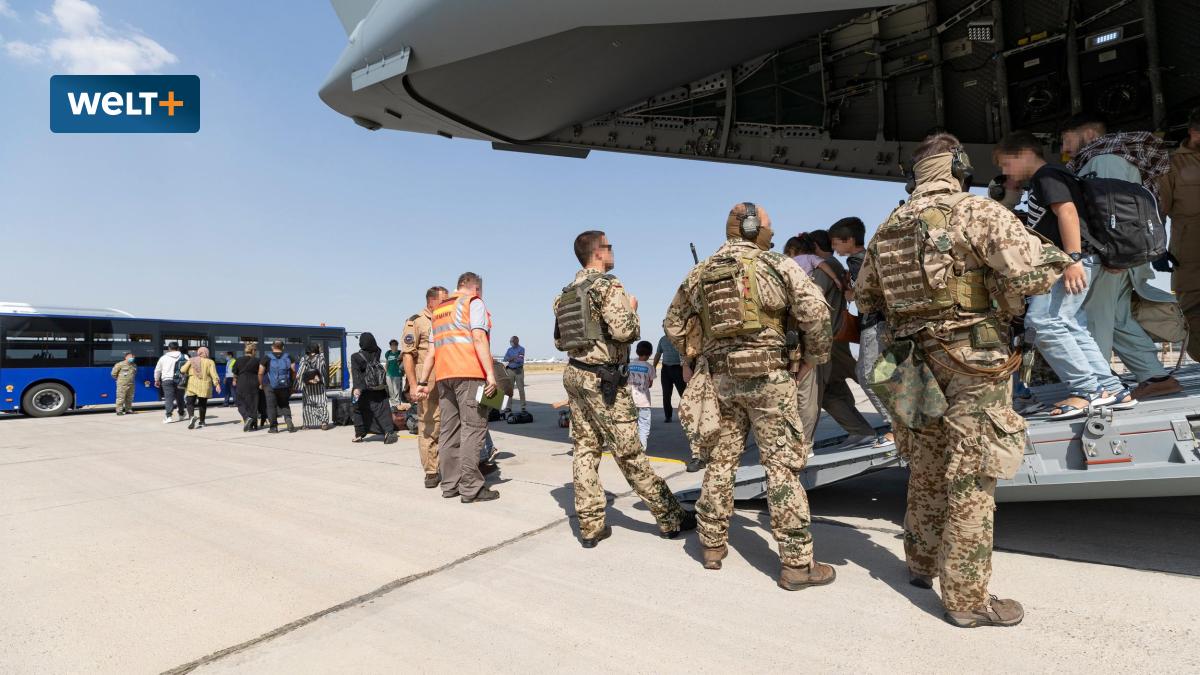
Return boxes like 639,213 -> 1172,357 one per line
309,336 -> 345,390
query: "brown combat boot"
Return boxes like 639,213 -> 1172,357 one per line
778,562 -> 837,590
944,596 -> 1024,628
701,545 -> 728,570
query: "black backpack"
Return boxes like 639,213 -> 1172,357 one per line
301,356 -> 323,386
359,352 -> 387,390
1075,173 -> 1167,269
172,355 -> 187,384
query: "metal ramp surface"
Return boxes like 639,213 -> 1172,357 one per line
674,433 -> 902,504
675,364 -> 1200,504
1000,363 -> 1200,502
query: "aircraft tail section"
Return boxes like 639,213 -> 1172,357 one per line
330,0 -> 378,36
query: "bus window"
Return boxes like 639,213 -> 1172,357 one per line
213,336 -> 258,363
1,317 -> 89,367
162,334 -> 208,355
264,336 -> 304,361
92,331 -> 156,367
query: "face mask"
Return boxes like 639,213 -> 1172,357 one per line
126,357 -> 135,363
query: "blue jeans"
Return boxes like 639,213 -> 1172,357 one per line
1083,263 -> 1168,382
1026,255 -> 1123,398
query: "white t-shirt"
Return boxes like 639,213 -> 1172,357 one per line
627,360 -> 655,408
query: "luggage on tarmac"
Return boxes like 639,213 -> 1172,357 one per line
507,410 -> 533,424
329,393 -> 354,426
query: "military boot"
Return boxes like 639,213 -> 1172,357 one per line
701,545 -> 728,570
909,572 -> 935,589
581,526 -> 612,549
944,596 -> 1024,628
778,562 -> 836,590
659,510 -> 697,539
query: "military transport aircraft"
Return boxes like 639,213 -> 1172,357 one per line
319,0 -> 1200,501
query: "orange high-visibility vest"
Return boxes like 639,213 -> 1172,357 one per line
431,292 -> 492,380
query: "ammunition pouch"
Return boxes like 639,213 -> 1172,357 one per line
708,348 -> 786,379
947,270 -> 991,313
569,359 -> 628,406
866,339 -> 948,430
698,250 -> 784,340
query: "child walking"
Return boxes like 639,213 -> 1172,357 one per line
628,341 -> 656,449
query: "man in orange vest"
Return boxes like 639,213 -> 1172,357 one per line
415,272 -> 500,503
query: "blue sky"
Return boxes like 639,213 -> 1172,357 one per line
1,0 -> 927,359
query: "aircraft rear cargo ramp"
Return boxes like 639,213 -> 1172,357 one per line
676,363 -> 1200,504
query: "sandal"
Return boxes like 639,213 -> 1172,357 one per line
1108,388 -> 1138,411
1048,395 -> 1091,420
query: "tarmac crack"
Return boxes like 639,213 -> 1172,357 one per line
162,471 -> 689,674
160,516 -> 570,675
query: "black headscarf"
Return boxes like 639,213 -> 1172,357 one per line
358,332 -> 380,354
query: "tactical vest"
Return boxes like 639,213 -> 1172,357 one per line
698,249 -> 785,339
554,276 -> 605,351
869,192 -> 992,321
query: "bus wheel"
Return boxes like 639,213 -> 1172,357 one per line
22,383 -> 73,418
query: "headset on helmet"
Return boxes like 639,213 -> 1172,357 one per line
902,146 -> 974,195
739,201 -> 760,238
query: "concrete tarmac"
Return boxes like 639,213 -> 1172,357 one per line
2,372 -> 1198,674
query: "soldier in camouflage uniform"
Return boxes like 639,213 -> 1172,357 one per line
856,133 -> 1069,627
111,352 -> 138,415
554,230 -> 693,548
664,202 -> 836,590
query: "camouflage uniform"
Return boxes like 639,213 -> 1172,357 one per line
402,309 -> 439,475
664,240 -> 832,567
111,360 -> 137,413
855,161 -> 1068,612
555,268 -> 685,539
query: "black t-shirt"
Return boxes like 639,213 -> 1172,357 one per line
845,249 -> 882,330
1026,163 -> 1090,252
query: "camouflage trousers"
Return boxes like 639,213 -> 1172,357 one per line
564,365 -> 684,539
418,383 -> 440,475
897,339 -> 1027,612
115,381 -> 135,413
696,369 -> 814,567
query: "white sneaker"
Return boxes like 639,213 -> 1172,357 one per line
163,416 -> 172,424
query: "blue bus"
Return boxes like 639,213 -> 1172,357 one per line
0,305 -> 347,417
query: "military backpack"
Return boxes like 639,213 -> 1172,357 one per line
554,276 -> 605,351
869,192 -> 992,322
697,249 -> 783,339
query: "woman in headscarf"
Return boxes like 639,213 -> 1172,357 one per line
181,346 -> 221,429
299,343 -> 332,431
234,342 -> 262,431
350,332 -> 397,443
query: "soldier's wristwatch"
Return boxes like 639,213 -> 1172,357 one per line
418,381 -> 428,387
1068,251 -> 1083,263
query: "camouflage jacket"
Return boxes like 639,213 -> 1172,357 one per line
553,268 -> 639,365
856,177 -> 1070,338
111,360 -> 137,384
664,239 -> 832,365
